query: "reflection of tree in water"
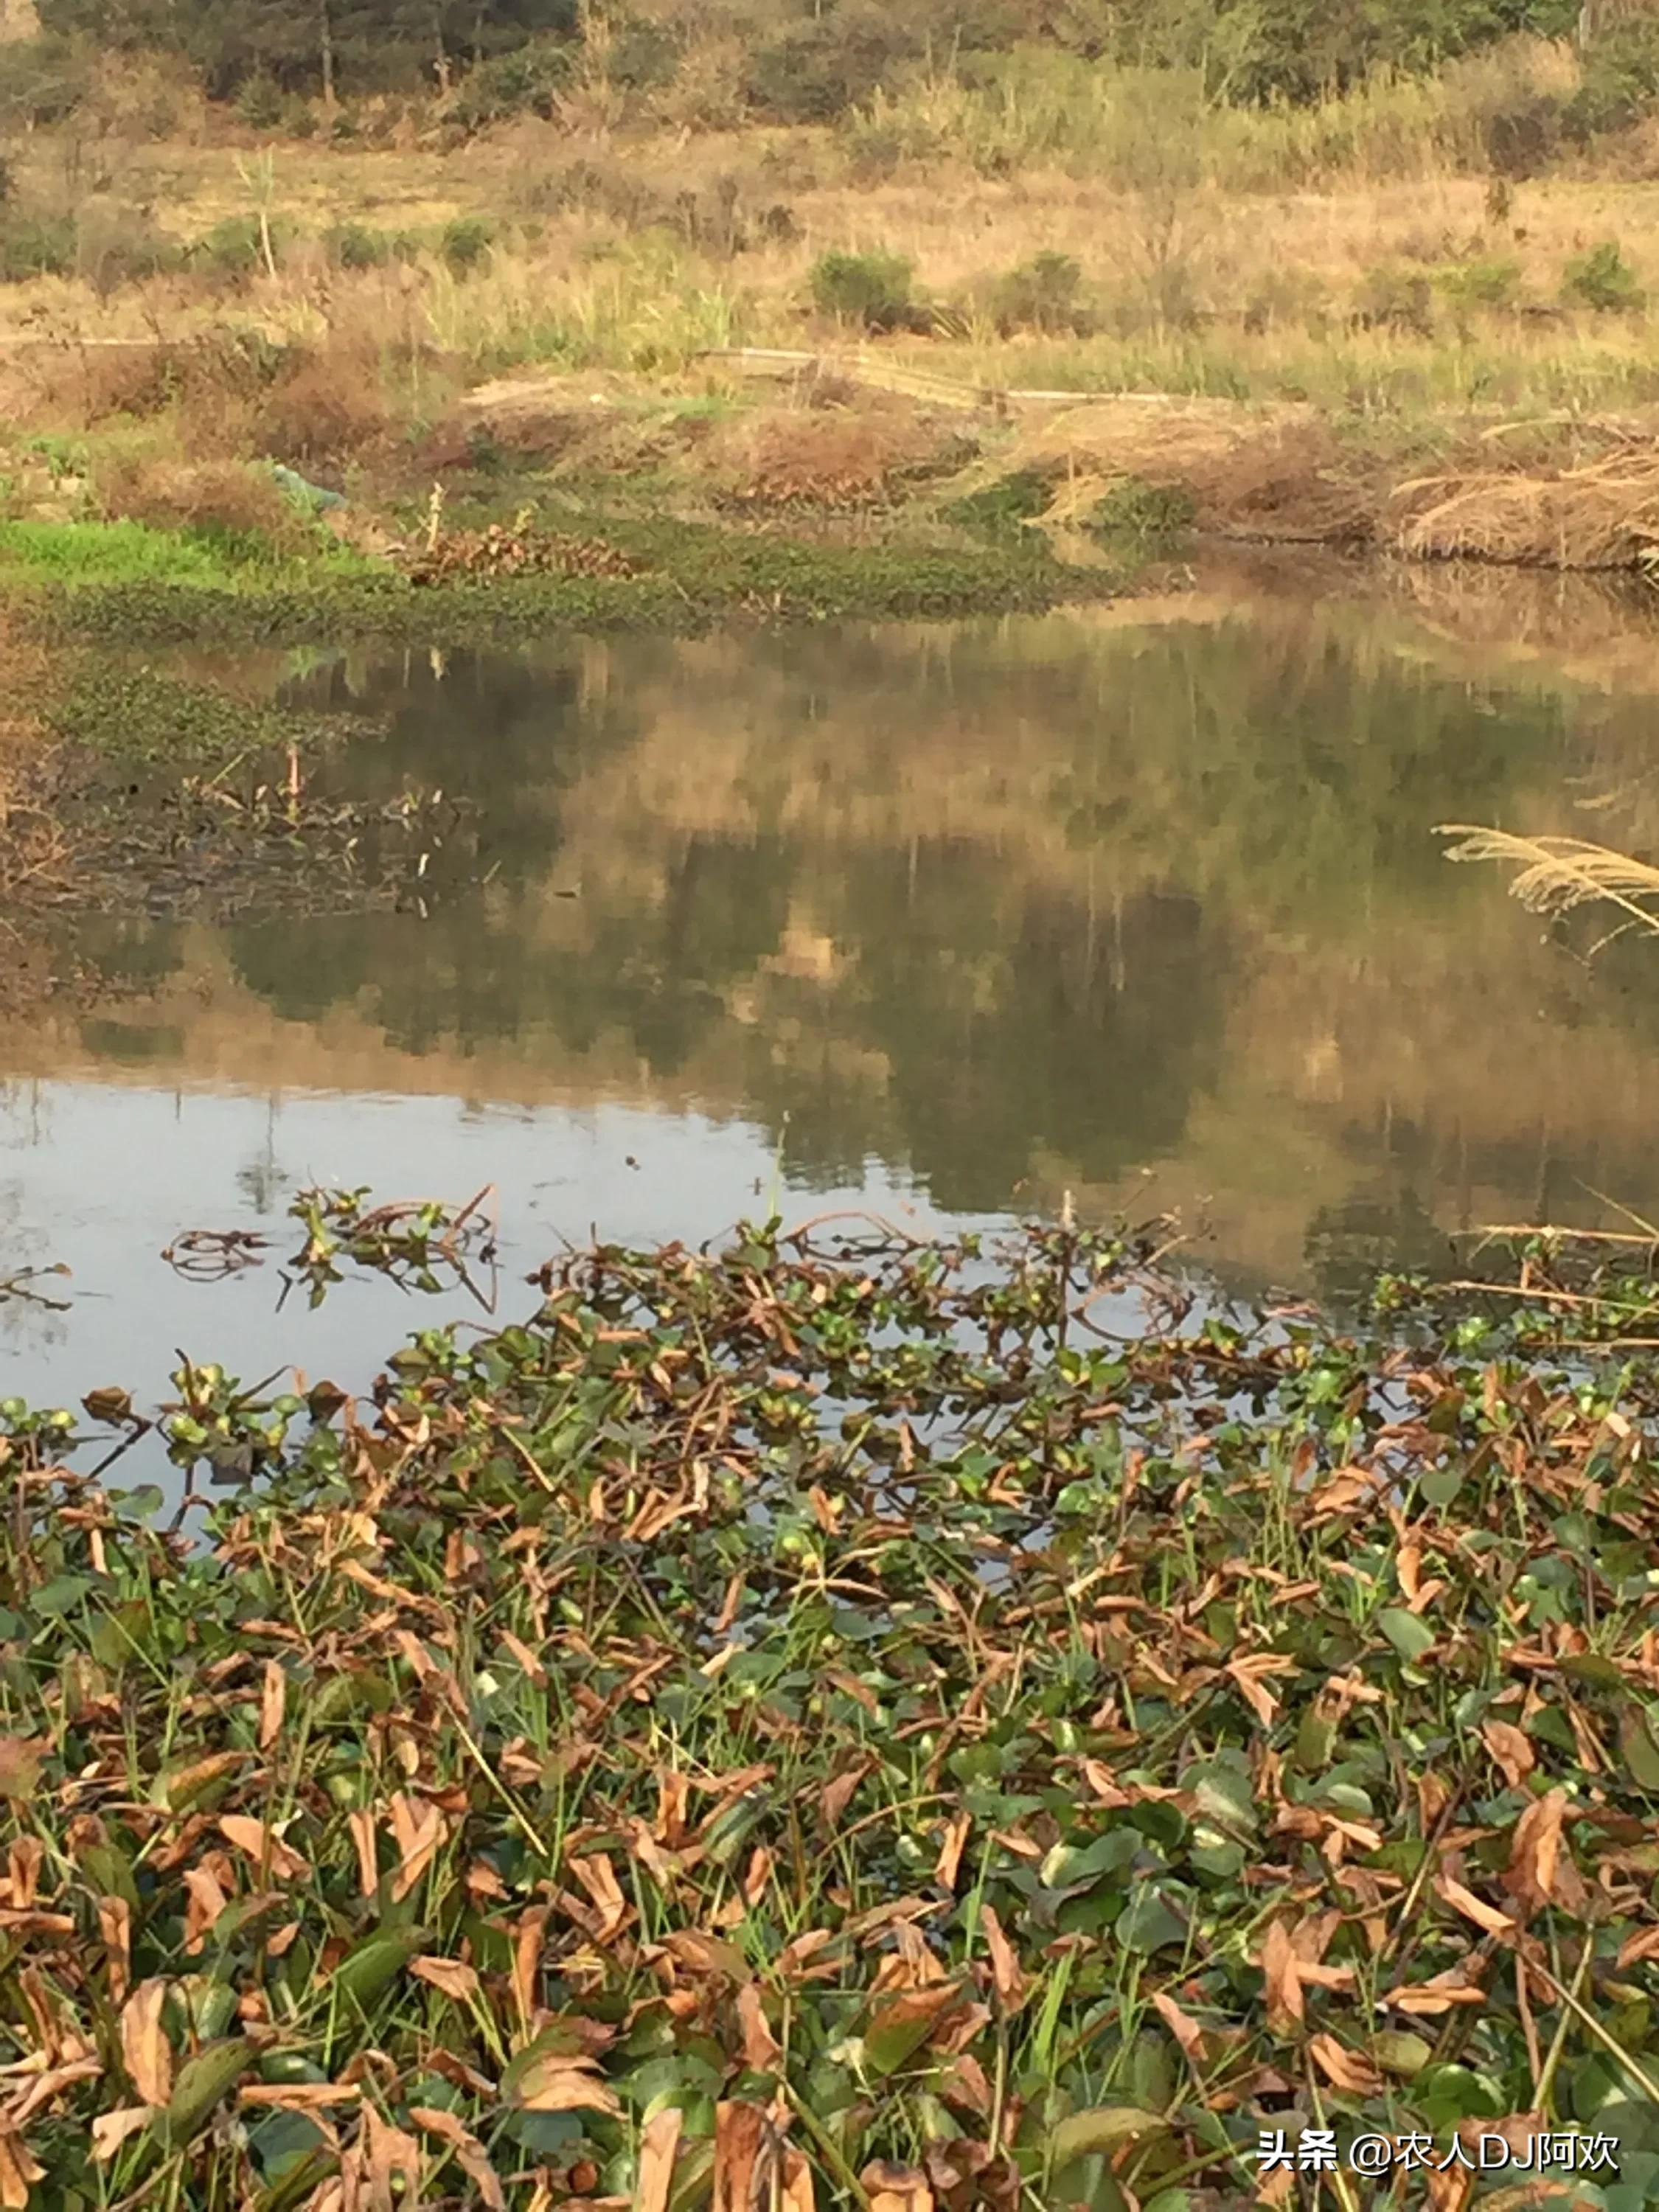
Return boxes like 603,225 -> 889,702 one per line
69,603 -> 1659,1254
230,617 -> 1642,1217
0,1164 -> 72,1358
234,1096 -> 286,1217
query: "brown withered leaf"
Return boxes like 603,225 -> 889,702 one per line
388,1794 -> 445,1903
259,1658 -> 286,1751
1152,1989 -> 1206,2061
218,1815 -> 310,1882
779,2147 -> 816,2212
1504,1788 -> 1568,1920
713,2101 -> 770,2212
737,1983 -> 782,2072
1389,1966 -> 1488,2017
934,1812 -> 970,1892
1259,1920 -> 1302,2032
0,2126 -> 44,2209
860,2163 -> 935,2212
742,1846 -> 774,1907
120,1978 -> 173,2107
568,1850 -> 630,1941
819,1762 -> 872,1832
4,1839 -> 41,1912
0,1740 -> 42,1804
1225,1652 -> 1298,1726
243,2084 -> 361,2109
98,1895 -> 131,2006
979,1905 -> 1026,2012
355,2103 -> 423,2211
637,2107 -> 684,2212
410,1955 -> 479,2003
183,1863 -> 230,1954
1308,2033 -> 1382,2095
348,1809 -> 379,1901
1436,1874 -> 1514,1938
91,2107 -> 152,2162
512,2056 -> 621,2116
1484,1719 -> 1534,1790
409,2104 -> 506,2211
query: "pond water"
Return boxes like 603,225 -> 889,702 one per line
8,555 -> 1659,1430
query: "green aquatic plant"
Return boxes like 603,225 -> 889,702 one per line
0,1218 -> 1658,2204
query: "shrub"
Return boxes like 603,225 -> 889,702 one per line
450,37 -> 571,131
987,251 -> 1089,336
943,468 -> 1053,536
252,342 -> 392,465
1565,21 -> 1659,140
1088,477 -> 1196,542
194,215 -> 282,282
745,11 -> 921,125
1352,264 -> 1435,336
0,213 -> 74,282
441,215 -> 495,273
1438,255 -> 1521,312
92,454 -> 307,559
75,206 -> 183,296
234,73 -> 284,131
1562,239 -> 1645,314
325,223 -> 415,269
810,248 -> 919,333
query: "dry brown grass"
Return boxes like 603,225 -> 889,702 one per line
996,397 -> 1377,544
704,398 -> 973,504
250,338 -> 399,467
1392,443 -> 1659,567
90,452 -> 307,546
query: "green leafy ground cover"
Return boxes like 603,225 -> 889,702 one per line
1,1220 -> 1658,2209
1,512 -> 1099,649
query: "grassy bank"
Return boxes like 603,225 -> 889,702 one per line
4,1219 -> 1659,2208
14,35 -> 1659,600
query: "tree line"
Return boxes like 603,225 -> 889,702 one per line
7,0 -> 1629,113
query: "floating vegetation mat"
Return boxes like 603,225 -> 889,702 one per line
6,1219 -> 1659,2209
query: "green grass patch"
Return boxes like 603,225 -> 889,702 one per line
0,517 -> 377,594
18,508 -> 1105,648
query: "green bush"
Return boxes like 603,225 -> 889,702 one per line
1353,263 -> 1435,335
943,468 -> 1054,537
810,248 -> 919,333
0,213 -> 74,282
193,215 -> 282,281
441,216 -> 495,272
746,15 -> 919,124
325,222 -> 415,270
1438,254 -> 1521,312
450,37 -> 571,131
987,251 -> 1090,335
1088,477 -> 1196,542
1562,239 -> 1645,315
1565,21 -> 1659,140
234,72 -> 283,131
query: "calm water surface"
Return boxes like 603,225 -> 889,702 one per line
8,560 -> 1659,1425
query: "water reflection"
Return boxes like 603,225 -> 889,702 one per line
4,568 -> 1659,1412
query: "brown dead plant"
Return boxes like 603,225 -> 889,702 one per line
1394,451 -> 1659,570
1438,824 -> 1659,952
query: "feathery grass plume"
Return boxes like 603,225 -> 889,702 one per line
1436,823 -> 1659,950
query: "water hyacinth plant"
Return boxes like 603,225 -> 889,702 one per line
0,1217 -> 1657,2205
